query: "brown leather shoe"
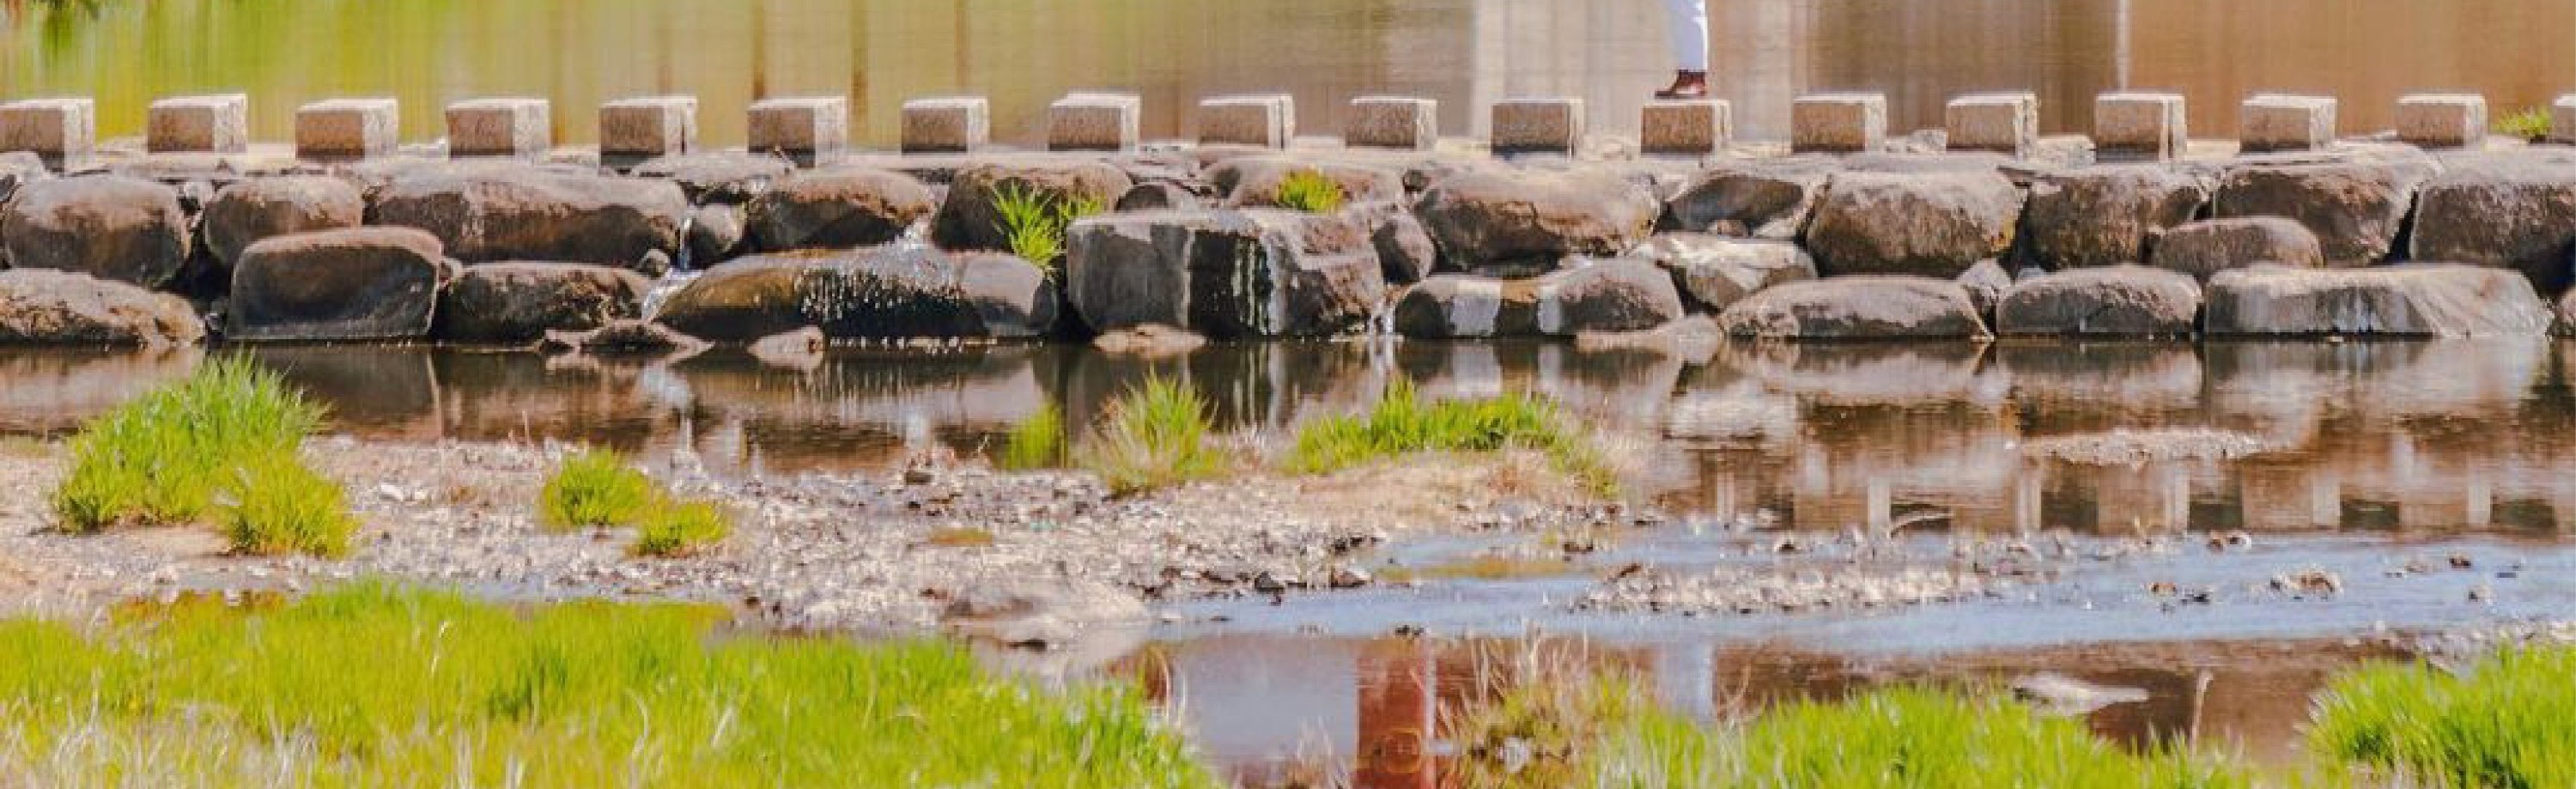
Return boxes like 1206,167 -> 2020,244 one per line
1655,70 -> 1710,100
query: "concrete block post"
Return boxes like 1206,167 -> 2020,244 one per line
1791,93 -> 1886,154
1641,99 -> 1730,156
1491,97 -> 1585,156
1198,94 -> 1294,149
1048,92 -> 1141,152
902,96 -> 988,155
2094,92 -> 2188,161
2396,94 -> 2487,149
295,98 -> 399,161
1346,96 -> 1437,150
148,93 -> 250,154
2239,94 -> 2336,153
445,97 -> 551,159
749,95 -> 848,167
1944,92 -> 2038,157
0,97 -> 95,171
598,95 -> 698,167
2553,94 -> 2576,145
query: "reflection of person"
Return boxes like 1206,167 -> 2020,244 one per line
1657,0 -> 1709,99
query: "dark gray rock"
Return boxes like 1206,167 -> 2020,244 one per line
2146,217 -> 2324,282
1061,209 -> 1386,338
629,151 -> 797,204
929,158 -> 1133,252
2213,151 -> 2439,265
2015,165 -> 2215,270
2204,264 -> 2549,337
435,262 -> 650,343
1803,169 -> 2025,278
653,247 -> 1058,341
1390,258 -> 1681,338
2407,149 -> 2576,293
0,270 -> 204,345
1625,233 -> 1815,312
368,164 -> 690,269
743,168 -> 938,252
1996,265 -> 2202,337
1712,276 -> 1992,339
1664,156 -> 1838,240
228,227 -> 454,342
0,175 -> 191,288
200,175 -> 367,267
1413,168 -> 1660,273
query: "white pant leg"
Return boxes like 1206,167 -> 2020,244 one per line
1661,0 -> 1709,72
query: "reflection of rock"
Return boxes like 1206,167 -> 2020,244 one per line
745,326 -> 826,370
0,348 -> 200,433
1714,276 -> 1991,340
2011,672 -> 2149,716
1716,342 -> 1995,405
2205,264 -> 2549,337
2022,428 -> 2265,465
246,346 -> 440,438
940,578 -> 1148,650
1996,343 -> 2202,408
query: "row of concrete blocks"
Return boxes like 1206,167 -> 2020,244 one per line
1803,90 -> 2567,160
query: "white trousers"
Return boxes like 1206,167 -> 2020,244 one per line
1661,0 -> 1709,71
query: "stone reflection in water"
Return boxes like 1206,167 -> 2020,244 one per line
0,348 -> 199,435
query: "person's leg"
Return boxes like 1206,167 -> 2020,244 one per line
1656,0 -> 1709,99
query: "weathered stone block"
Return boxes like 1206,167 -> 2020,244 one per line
599,95 -> 698,166
0,97 -> 95,170
295,98 -> 398,161
2554,94 -> 2576,145
147,94 -> 249,154
747,95 -> 848,167
2094,92 -> 2187,161
1791,93 -> 1886,154
902,96 -> 988,154
2239,94 -> 2336,153
1491,97 -> 1584,156
2396,94 -> 2486,149
1641,99 -> 1729,156
445,97 -> 551,159
1346,96 -> 1437,150
1048,92 -> 1140,152
1198,94 -> 1293,149
1944,92 -> 2037,156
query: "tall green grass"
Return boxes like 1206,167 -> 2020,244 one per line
214,453 -> 356,558
1273,168 -> 1346,213
1285,381 -> 1617,495
53,357 -> 325,532
999,403 -> 1068,470
993,182 -> 1105,270
0,584 -> 1217,788
537,448 -> 657,531
632,500 -> 732,558
1078,377 -> 1226,495
2310,646 -> 2576,788
2494,106 -> 2553,140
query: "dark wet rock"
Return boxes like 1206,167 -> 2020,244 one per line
2014,164 -> 2215,270
1391,258 -> 1682,338
2204,264 -> 2549,337
1996,265 -> 2201,337
1091,324 -> 1206,357
1664,156 -> 1838,240
2214,151 -> 2439,265
1625,233 -> 1815,312
686,203 -> 744,265
1803,169 -> 2024,278
0,175 -> 191,288
1413,168 -> 1660,273
2146,217 -> 2324,283
1061,209 -> 1385,338
1956,258 -> 2013,322
929,158 -> 1133,252
538,319 -> 710,356
368,165 -> 690,269
1354,202 -> 1438,285
200,175 -> 367,267
629,151 -> 796,204
1113,180 -> 1203,212
743,168 -> 939,252
1207,155 -> 1404,208
940,578 -> 1149,649
434,262 -> 649,343
2407,150 -> 2576,293
1712,276 -> 1991,339
653,247 -> 1058,342
228,227 -> 454,342
0,270 -> 204,346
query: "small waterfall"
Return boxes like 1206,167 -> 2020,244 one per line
639,270 -> 701,320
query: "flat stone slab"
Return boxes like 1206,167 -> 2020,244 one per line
1199,94 -> 1293,149
903,96 -> 989,154
148,94 -> 249,154
2095,92 -> 2187,161
1792,93 -> 1886,154
2397,94 -> 2486,149
749,95 -> 848,167
2240,94 -> 2336,153
1048,92 -> 1140,152
1492,97 -> 1584,156
1642,100 -> 1729,156
0,97 -> 95,170
445,97 -> 551,159
600,95 -> 698,164
1347,96 -> 1437,150
295,98 -> 398,161
1945,92 -> 2037,156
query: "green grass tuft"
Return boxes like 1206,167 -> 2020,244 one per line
537,448 -> 657,531
2311,646 -> 2576,788
1000,403 -> 1068,470
53,357 -> 325,533
2495,106 -> 2554,140
1077,376 -> 1227,495
993,181 -> 1105,271
1731,686 -> 2249,789
1285,380 -> 1618,495
1273,168 -> 1346,213
632,500 -> 732,558
215,453 -> 357,558
0,584 -> 1218,787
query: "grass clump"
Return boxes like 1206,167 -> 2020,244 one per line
1273,168 -> 1346,213
999,403 -> 1068,470
631,500 -> 732,558
0,584 -> 1218,788
214,454 -> 357,558
53,357 -> 325,533
2495,106 -> 2554,140
537,448 -> 656,531
1730,686 -> 2249,789
993,181 -> 1105,270
1077,376 -> 1227,495
2310,646 -> 2576,788
1285,381 -> 1617,494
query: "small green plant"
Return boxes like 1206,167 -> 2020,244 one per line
1077,376 -> 1226,495
2311,646 -> 2576,787
999,403 -> 1067,470
2495,106 -> 2554,140
993,182 -> 1104,270
1734,686 -> 2249,788
1285,380 -> 1617,495
215,454 -> 357,557
1272,169 -> 1346,213
53,357 -> 327,534
631,499 -> 731,557
537,448 -> 656,531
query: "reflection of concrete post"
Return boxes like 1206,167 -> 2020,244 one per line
2311,473 -> 2342,528
1654,641 -> 1717,722
2014,468 -> 2044,533
1355,640 -> 1437,789
2467,480 -> 2493,529
2161,468 -> 2191,531
1866,477 -> 1893,534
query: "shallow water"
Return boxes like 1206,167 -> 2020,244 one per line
7,0 -> 2571,146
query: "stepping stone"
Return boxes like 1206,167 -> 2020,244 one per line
0,97 -> 95,170
902,96 -> 988,155
1642,99 -> 1730,157
445,97 -> 551,159
749,95 -> 848,167
1346,96 -> 1437,150
599,95 -> 697,167
296,98 -> 398,161
1945,92 -> 2038,157
2095,92 -> 2187,161
2397,94 -> 2486,149
1198,94 -> 1294,149
1491,96 -> 1584,156
1792,92 -> 1886,154
148,94 -> 250,154
1048,92 -> 1140,152
2239,94 -> 2336,153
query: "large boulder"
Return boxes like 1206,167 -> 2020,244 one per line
2407,150 -> 2576,293
1391,259 -> 1682,338
2213,152 -> 2439,265
1362,202 -> 1437,284
743,168 -> 939,252
2146,217 -> 2324,282
2014,165 -> 2215,269
0,175 -> 191,288
1062,209 -> 1386,337
1207,155 -> 1404,208
200,175 -> 368,267
1413,168 -> 1660,274
367,165 -> 690,269
1712,276 -> 1992,339
1664,156 -> 1838,240
435,262 -> 651,343
1802,169 -> 2025,279
629,151 -> 797,204
228,228 -> 455,342
0,270 -> 204,346
2203,264 -> 2549,337
1625,233 -> 1815,312
652,248 -> 1057,341
929,159 -> 1133,252
1995,265 -> 2201,337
